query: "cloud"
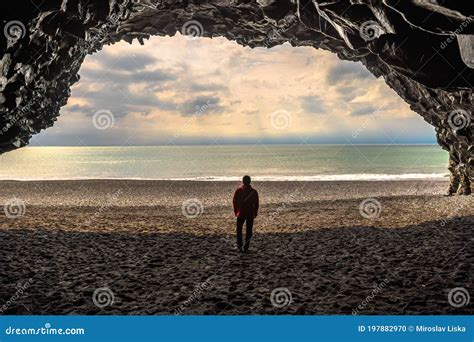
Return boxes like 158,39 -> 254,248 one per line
335,85 -> 359,102
178,96 -> 224,116
189,82 -> 227,92
89,52 -> 159,71
32,34 -> 435,145
326,62 -> 374,84
72,85 -> 178,118
66,104 -> 95,113
79,67 -> 176,84
300,95 -> 326,114
350,106 -> 377,116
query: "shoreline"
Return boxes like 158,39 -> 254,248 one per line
0,174 -> 449,182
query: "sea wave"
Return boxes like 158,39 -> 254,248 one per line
174,173 -> 448,181
0,173 -> 448,181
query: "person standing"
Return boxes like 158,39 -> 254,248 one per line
232,175 -> 259,253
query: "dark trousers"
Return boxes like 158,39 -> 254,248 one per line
236,217 -> 254,251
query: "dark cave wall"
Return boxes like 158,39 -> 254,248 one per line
0,0 -> 472,193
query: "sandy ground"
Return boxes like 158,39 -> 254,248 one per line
0,180 -> 472,315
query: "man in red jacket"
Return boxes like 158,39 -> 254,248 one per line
232,175 -> 259,253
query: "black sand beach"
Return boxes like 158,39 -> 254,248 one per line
0,180 -> 472,314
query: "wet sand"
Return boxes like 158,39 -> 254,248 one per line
0,180 -> 472,314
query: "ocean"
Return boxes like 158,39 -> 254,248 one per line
0,145 -> 449,181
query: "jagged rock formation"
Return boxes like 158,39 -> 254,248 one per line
0,0 -> 473,194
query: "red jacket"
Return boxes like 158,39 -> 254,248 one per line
233,184 -> 259,218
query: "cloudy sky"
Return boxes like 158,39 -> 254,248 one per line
31,34 -> 436,146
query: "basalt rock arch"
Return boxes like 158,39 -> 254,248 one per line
0,0 -> 473,194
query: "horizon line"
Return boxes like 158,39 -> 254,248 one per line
25,143 -> 442,147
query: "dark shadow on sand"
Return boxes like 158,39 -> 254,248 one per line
0,216 -> 472,315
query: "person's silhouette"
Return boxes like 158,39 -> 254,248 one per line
232,175 -> 259,253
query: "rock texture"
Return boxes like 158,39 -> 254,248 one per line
0,0 -> 473,193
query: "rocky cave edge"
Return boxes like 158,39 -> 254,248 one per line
1,0 -> 473,194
